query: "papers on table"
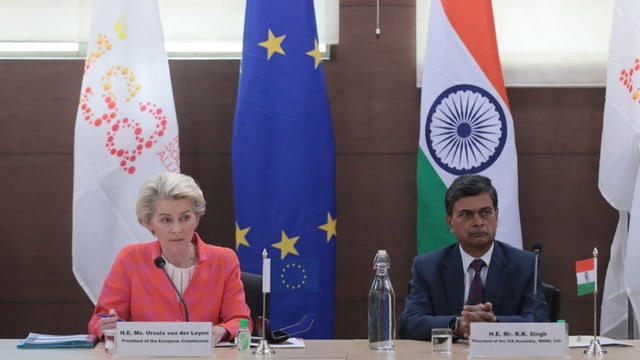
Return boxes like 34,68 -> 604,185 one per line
569,336 -> 633,348
17,332 -> 98,349
217,336 -> 305,348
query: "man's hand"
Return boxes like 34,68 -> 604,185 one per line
457,302 -> 497,338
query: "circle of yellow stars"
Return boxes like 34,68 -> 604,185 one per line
281,263 -> 307,289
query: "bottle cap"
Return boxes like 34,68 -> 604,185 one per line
374,250 -> 390,269
240,318 -> 249,328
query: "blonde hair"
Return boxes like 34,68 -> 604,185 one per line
135,172 -> 206,226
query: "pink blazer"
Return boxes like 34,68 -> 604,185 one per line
88,233 -> 252,339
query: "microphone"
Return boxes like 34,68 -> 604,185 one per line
154,256 -> 189,322
532,243 -> 543,253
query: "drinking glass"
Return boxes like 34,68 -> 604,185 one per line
431,328 -> 452,353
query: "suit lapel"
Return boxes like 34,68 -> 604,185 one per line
442,245 -> 465,313
485,242 -> 506,308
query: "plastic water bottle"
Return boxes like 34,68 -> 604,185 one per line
236,318 -> 251,352
368,249 -> 396,350
557,319 -> 569,355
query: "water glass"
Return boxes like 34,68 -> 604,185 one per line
431,328 -> 452,353
102,328 -> 117,357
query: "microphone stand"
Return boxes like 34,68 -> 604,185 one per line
532,247 -> 540,322
254,249 -> 275,357
154,256 -> 189,322
533,249 -> 539,297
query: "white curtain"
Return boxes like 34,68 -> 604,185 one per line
0,0 -> 339,49
417,0 -> 614,87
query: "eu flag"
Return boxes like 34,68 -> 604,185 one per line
231,0 -> 337,338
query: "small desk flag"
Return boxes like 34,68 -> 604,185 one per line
576,258 -> 596,296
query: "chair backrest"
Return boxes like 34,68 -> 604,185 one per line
541,282 -> 561,322
240,272 -> 270,335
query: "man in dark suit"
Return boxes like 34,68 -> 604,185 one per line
398,174 -> 549,340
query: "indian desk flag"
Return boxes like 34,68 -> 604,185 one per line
417,0 -> 522,254
598,0 -> 640,338
231,0 -> 337,338
576,258 -> 597,296
72,0 -> 179,303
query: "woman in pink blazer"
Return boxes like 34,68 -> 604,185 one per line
88,172 -> 252,344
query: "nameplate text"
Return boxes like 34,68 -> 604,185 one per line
469,322 -> 567,358
115,321 -> 213,357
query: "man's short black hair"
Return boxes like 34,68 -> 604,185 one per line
444,174 -> 498,216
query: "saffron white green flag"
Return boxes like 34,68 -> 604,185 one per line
418,0 -> 522,254
599,0 -> 640,339
576,258 -> 596,296
72,0 -> 180,303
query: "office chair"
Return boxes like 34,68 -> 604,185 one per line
541,282 -> 561,322
240,272 -> 270,335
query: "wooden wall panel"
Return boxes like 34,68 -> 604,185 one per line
510,87 -> 617,325
327,5 -> 419,155
0,60 -> 80,153
333,153 -> 417,337
0,3 -> 620,340
169,61 -> 239,154
510,88 -> 606,154
0,155 -> 91,337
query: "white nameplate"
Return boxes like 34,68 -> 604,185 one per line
115,321 -> 213,357
469,322 -> 568,358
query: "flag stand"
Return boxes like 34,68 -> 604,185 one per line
254,249 -> 275,358
584,248 -> 606,356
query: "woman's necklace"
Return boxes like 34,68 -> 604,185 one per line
164,243 -> 197,268
188,243 -> 197,266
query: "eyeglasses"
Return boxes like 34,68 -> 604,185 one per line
255,315 -> 314,343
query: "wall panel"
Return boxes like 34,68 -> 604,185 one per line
0,2 -> 619,340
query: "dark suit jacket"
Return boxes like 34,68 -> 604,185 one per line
398,240 -> 549,340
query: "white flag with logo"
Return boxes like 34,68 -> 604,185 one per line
72,0 -> 180,303
417,0 -> 521,254
599,0 -> 640,338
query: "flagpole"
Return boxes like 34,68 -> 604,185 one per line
593,247 -> 597,338
585,247 -> 606,356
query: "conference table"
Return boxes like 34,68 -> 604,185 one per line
1,339 -> 638,359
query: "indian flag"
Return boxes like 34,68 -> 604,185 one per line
576,258 -> 597,296
417,0 -> 522,254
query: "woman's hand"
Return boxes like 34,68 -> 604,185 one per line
99,309 -> 120,332
212,325 -> 229,344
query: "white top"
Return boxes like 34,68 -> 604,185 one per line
163,260 -> 196,297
